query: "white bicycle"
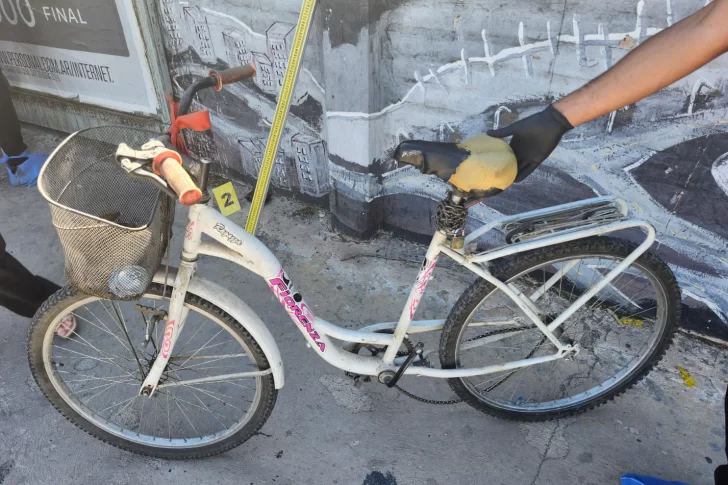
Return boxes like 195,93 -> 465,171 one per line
30,65 -> 680,459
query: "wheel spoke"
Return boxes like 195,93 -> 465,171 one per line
100,394 -> 138,416
52,345 -> 139,378
174,317 -> 209,357
452,249 -> 673,414
171,393 -> 200,437
160,389 -> 237,425
191,392 -> 229,430
61,371 -> 138,385
110,302 -> 147,379
72,309 -> 133,355
61,331 -> 136,364
176,330 -> 225,368
178,384 -> 249,410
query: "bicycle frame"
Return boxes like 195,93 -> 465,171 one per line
139,195 -> 656,396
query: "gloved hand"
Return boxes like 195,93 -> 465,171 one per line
0,152 -> 48,187
487,105 -> 573,182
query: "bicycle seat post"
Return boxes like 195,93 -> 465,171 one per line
449,192 -> 464,205
435,190 -> 468,249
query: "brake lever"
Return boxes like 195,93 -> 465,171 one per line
119,157 -> 177,199
116,140 -> 183,198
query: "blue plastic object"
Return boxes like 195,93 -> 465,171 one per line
621,473 -> 691,485
0,151 -> 48,187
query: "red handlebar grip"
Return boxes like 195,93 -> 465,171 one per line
159,158 -> 202,205
152,150 -> 181,176
209,63 -> 256,91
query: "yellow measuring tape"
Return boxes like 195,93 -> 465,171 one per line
245,0 -> 318,234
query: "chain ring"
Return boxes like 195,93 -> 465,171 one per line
347,329 -> 414,357
345,330 -> 461,404
347,326 -> 545,406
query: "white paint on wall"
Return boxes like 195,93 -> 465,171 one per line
518,22 -> 534,77
428,68 -> 450,94
461,48 -> 470,86
160,0 -> 728,322
327,2 -> 663,123
493,106 -> 512,130
688,78 -> 718,115
711,152 -> 728,196
201,7 -> 265,39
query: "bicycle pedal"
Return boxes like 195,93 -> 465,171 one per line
344,372 -> 371,386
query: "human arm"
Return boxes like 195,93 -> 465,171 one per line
555,0 -> 728,125
488,0 -> 728,181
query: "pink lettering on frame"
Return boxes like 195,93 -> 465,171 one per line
268,270 -> 326,352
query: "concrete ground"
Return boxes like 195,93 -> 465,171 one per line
1,125 -> 727,485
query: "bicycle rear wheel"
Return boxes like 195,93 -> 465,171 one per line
27,283 -> 277,458
439,237 -> 679,420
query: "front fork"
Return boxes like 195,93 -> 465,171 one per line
139,260 -> 194,396
139,206 -> 203,397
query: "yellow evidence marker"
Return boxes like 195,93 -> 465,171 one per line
213,181 -> 242,217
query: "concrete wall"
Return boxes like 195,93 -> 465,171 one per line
156,0 -> 728,323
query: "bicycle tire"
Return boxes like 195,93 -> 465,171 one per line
439,236 -> 680,421
27,283 -> 277,459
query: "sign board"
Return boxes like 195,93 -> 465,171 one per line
0,0 -> 158,114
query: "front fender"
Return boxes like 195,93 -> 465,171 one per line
153,267 -> 284,389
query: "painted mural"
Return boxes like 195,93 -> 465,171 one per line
157,0 -> 728,325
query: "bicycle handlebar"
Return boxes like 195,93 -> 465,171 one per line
177,76 -> 216,117
152,151 -> 202,205
177,63 -> 256,116
155,63 -> 255,200
210,63 -> 256,91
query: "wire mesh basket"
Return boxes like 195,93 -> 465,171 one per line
38,126 -> 175,300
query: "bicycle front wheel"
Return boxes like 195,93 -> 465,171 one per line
27,283 -> 277,458
439,237 -> 680,421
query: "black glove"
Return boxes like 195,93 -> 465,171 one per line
487,105 -> 573,182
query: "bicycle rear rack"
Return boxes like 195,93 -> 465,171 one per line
503,198 -> 628,244
465,196 -> 630,248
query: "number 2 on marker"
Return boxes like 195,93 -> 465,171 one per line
212,182 -> 241,217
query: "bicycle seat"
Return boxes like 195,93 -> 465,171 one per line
393,134 -> 517,198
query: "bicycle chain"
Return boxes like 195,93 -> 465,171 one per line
392,325 -> 542,405
393,383 -> 463,405
350,326 -> 540,405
